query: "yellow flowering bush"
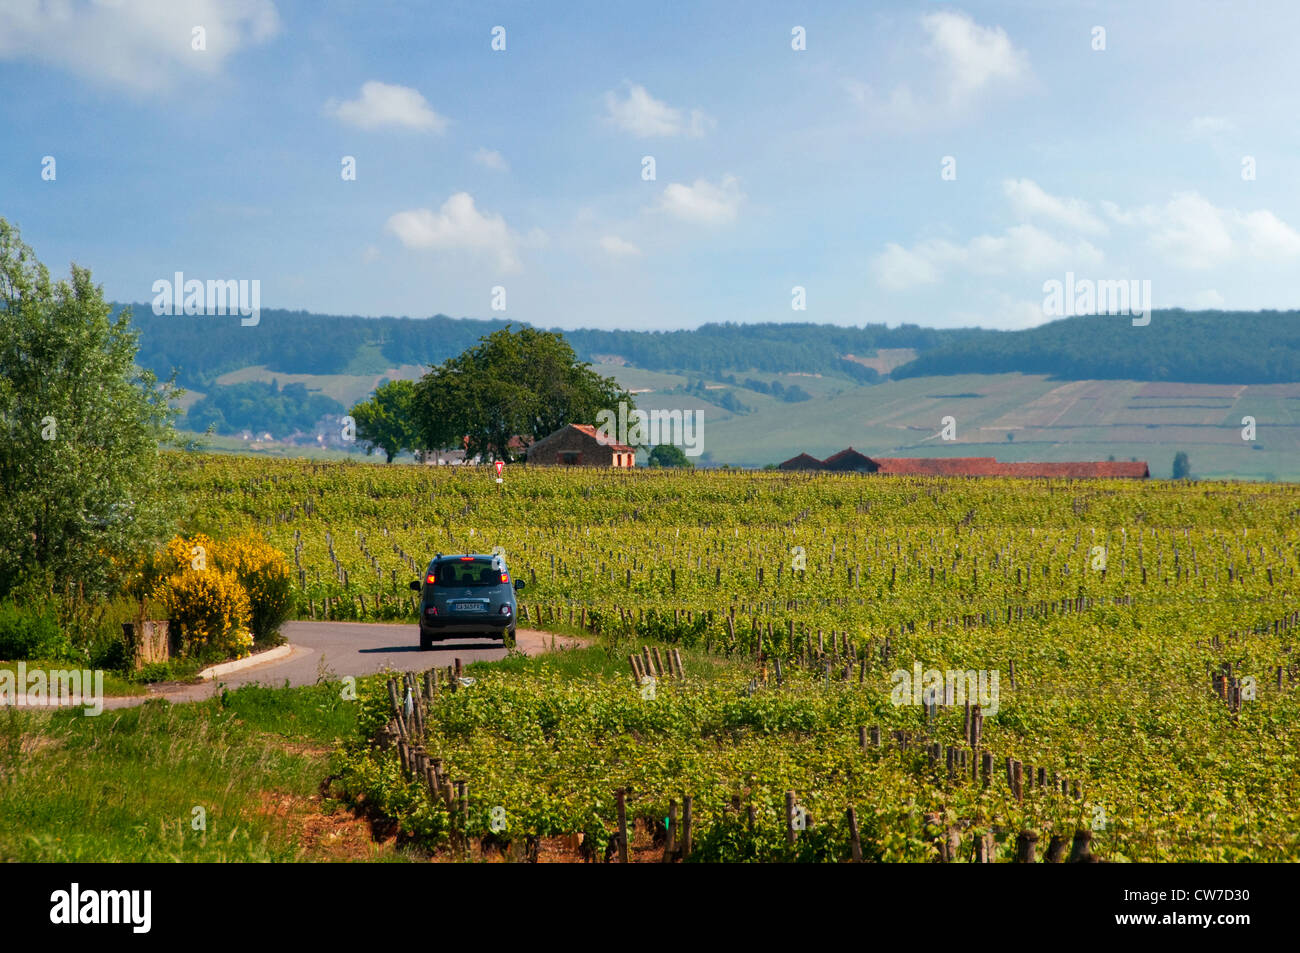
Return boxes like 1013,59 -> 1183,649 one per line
163,533 -> 216,575
150,532 -> 294,660
212,533 -> 294,644
158,560 -> 253,661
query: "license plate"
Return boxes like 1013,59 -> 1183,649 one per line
451,601 -> 487,613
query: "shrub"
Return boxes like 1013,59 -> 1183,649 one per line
163,533 -> 217,576
156,557 -> 253,663
147,532 -> 293,662
0,599 -> 70,660
120,546 -> 171,621
213,534 -> 294,645
82,618 -> 131,671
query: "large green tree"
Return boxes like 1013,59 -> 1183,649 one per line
413,325 -> 632,462
647,444 -> 692,468
0,219 -> 181,600
350,378 -> 418,463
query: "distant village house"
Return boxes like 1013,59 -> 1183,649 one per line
526,424 -> 636,468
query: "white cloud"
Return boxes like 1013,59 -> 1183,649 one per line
1003,179 -> 1107,236
0,0 -> 279,92
952,294 -> 1051,331
922,11 -> 1030,104
873,225 -> 1103,290
598,235 -> 642,257
473,147 -> 508,171
657,175 -> 744,225
845,13 -> 1029,124
1187,289 -> 1226,309
1238,209 -> 1300,259
842,78 -> 923,121
386,193 -> 519,271
872,243 -> 943,290
966,225 -> 1101,274
1102,193 -> 1300,268
328,81 -> 446,132
1188,115 -> 1234,136
604,84 -> 713,138
1141,194 -> 1234,268
1002,297 -> 1054,329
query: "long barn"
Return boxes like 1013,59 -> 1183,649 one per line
780,448 -> 1149,478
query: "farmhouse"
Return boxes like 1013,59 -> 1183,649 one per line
820,447 -> 876,472
526,424 -> 636,468
778,452 -> 823,471
779,450 -> 1149,479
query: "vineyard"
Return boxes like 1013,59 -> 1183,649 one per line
173,453 -> 1300,861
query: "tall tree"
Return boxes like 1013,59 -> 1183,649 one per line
1172,451 -> 1192,480
413,326 -> 632,461
350,378 -> 418,463
0,219 -> 181,600
647,444 -> 692,468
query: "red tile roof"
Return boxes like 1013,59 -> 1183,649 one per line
871,457 -> 1001,476
779,449 -> 1149,479
778,452 -> 825,470
871,457 -> 1149,479
820,447 -> 877,471
570,423 -> 635,453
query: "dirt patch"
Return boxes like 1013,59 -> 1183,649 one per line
256,791 -> 398,861
841,348 -> 917,375
516,628 -> 589,655
272,738 -> 334,758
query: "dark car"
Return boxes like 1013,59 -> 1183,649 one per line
409,553 -> 525,650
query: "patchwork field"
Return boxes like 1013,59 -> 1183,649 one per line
178,364 -> 1300,480
617,373 -> 1300,479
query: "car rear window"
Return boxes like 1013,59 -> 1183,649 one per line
434,560 -> 502,587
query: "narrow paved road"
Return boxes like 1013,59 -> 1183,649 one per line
9,622 -> 580,710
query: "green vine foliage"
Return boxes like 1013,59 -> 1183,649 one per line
181,455 -> 1300,861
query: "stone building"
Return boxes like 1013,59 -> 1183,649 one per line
526,424 -> 636,468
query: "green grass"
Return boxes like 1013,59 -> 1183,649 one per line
468,640 -> 727,682
172,430 -> 374,461
122,656 -> 204,686
211,362 -> 424,408
343,342 -> 400,376
0,681 -> 390,862
592,363 -> 689,393
1,659 -> 144,697
0,648 -> 674,863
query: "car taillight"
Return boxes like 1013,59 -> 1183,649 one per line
426,606 -> 437,615
426,573 -> 436,584
500,572 -> 509,584
499,605 -> 511,615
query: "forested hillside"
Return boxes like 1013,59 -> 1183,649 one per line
121,306 -> 514,387
891,311 -> 1300,385
120,304 -> 1300,387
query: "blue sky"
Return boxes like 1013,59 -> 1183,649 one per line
4,0 -> 1300,331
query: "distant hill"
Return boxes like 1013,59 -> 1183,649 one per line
118,304 -> 1300,479
118,304 -> 1300,389
120,306 -> 515,388
891,311 -> 1300,385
